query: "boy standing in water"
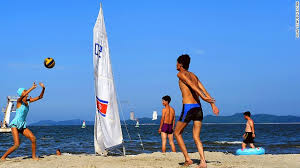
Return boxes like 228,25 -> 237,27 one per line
158,95 -> 176,153
174,54 -> 219,168
242,111 -> 255,149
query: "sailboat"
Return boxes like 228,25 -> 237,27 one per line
135,119 -> 140,128
81,120 -> 86,128
93,3 -> 123,155
0,96 -> 17,133
152,111 -> 158,120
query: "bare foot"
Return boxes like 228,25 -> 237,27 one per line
0,155 -> 7,161
197,160 -> 207,168
183,160 -> 193,166
32,156 -> 39,161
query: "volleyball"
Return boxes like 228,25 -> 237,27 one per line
44,57 -> 55,69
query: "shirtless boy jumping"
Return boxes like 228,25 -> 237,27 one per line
174,54 -> 219,168
242,111 -> 255,149
158,95 -> 176,153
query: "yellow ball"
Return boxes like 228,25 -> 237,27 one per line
44,57 -> 55,69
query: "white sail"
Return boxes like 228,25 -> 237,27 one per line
93,3 -> 123,155
152,111 -> 158,120
135,120 -> 140,127
81,121 -> 86,128
4,101 -> 13,125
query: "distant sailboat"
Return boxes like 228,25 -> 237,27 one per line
152,111 -> 158,120
0,96 -> 17,133
81,120 -> 86,128
93,3 -> 123,155
135,119 -> 140,128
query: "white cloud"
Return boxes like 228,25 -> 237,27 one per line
194,49 -> 205,55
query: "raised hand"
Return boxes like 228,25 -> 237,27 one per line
32,82 -> 37,89
39,82 -> 45,88
211,103 -> 219,116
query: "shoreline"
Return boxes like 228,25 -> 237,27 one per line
1,152 -> 300,168
125,122 -> 300,126
28,122 -> 300,126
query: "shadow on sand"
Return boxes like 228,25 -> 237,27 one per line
22,156 -> 44,160
178,159 -> 221,166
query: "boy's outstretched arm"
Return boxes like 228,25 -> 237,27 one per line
29,83 -> 45,103
197,79 -> 219,116
177,72 -> 215,103
197,80 -> 212,98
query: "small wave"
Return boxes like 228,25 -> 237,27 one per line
214,141 -> 242,144
61,153 -> 73,155
41,137 -> 53,140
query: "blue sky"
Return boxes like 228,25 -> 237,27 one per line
0,0 -> 299,123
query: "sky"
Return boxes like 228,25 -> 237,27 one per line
0,0 -> 299,123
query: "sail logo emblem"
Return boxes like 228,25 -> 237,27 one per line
96,96 -> 108,117
94,43 -> 103,58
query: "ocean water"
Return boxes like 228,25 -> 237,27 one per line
0,124 -> 299,158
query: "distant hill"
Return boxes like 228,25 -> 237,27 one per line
29,113 -> 300,126
30,119 -> 94,126
123,113 -> 300,125
203,113 -> 300,123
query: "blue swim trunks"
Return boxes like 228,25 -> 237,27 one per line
178,104 -> 203,123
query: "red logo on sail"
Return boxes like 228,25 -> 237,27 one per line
96,97 -> 108,117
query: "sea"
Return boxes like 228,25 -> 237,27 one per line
0,124 -> 300,157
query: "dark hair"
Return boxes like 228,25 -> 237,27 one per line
177,54 -> 190,70
162,95 -> 171,103
243,111 -> 251,117
56,149 -> 60,152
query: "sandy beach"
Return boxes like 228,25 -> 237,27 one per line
1,152 -> 299,168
